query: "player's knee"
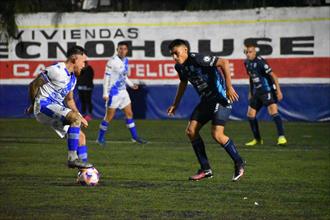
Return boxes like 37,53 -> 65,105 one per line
247,110 -> 255,118
211,130 -> 227,145
125,112 -> 133,118
79,131 -> 86,146
186,127 -> 197,139
67,111 -> 82,126
268,104 -> 278,115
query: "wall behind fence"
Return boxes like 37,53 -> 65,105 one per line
0,7 -> 329,121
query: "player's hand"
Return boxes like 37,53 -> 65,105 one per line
277,90 -> 283,101
131,84 -> 139,90
227,86 -> 239,103
167,105 -> 176,116
81,116 -> 88,128
25,105 -> 34,115
103,96 -> 109,101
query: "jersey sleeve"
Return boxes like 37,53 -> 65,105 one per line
105,59 -> 117,74
103,60 -> 115,97
42,65 -> 58,83
259,58 -> 272,75
193,53 -> 219,67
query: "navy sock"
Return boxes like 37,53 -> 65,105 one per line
248,117 -> 261,140
272,113 -> 284,136
222,139 -> 243,164
191,137 -> 211,170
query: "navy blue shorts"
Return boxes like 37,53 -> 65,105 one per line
190,101 -> 231,126
249,91 -> 276,112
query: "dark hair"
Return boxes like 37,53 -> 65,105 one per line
244,43 -> 256,48
118,41 -> 129,48
168,39 -> 190,51
66,45 -> 86,58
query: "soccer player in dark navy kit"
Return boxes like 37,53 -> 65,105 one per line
244,44 -> 287,146
167,39 -> 245,181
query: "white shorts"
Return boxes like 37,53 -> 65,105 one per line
34,99 -> 71,138
106,90 -> 131,109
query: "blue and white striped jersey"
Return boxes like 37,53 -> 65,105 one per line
37,62 -> 76,105
103,55 -> 133,97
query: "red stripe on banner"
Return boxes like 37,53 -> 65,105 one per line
0,57 -> 329,80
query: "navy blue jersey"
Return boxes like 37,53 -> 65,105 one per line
244,56 -> 275,94
175,53 -> 229,105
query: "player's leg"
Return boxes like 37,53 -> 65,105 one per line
119,90 -> 147,144
245,94 -> 263,146
211,104 -> 244,181
34,100 -> 92,169
77,130 -> 88,162
267,103 -> 287,145
96,106 -> 116,145
187,103 -> 213,181
66,110 -> 93,168
122,103 -> 147,144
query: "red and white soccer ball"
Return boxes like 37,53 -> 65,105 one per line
77,167 -> 100,186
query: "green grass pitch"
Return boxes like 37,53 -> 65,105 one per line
0,119 -> 329,219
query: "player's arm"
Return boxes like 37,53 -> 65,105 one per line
270,72 -> 283,101
167,80 -> 188,116
102,72 -> 111,101
65,91 -> 88,127
26,73 -> 47,114
125,76 -> 138,90
248,77 -> 253,99
65,91 -> 79,112
216,58 -> 239,102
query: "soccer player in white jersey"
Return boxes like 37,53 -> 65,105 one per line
96,41 -> 147,145
26,46 -> 93,169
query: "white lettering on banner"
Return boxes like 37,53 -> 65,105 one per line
128,63 -> 177,78
13,64 -> 30,76
163,64 -> 176,77
146,64 -> 157,77
230,63 -> 235,77
134,64 -> 145,77
0,7 -> 328,60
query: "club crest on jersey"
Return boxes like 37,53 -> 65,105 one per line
203,56 -> 211,62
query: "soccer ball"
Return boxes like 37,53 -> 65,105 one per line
77,167 -> 100,186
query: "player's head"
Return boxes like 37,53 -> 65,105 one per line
244,43 -> 257,60
66,45 -> 87,76
168,39 -> 190,64
117,41 -> 129,58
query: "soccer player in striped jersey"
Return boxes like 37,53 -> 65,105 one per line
26,46 -> 93,169
244,44 -> 287,146
96,41 -> 147,145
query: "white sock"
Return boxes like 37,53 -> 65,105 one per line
68,151 -> 78,161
